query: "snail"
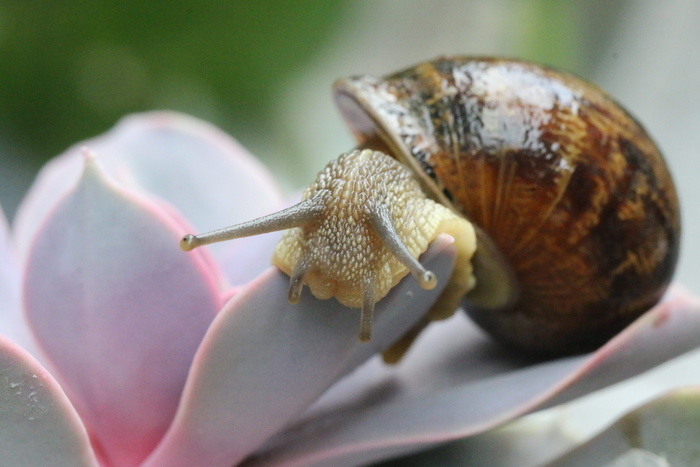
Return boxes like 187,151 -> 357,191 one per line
180,56 -> 680,361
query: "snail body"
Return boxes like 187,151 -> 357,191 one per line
182,56 -> 680,358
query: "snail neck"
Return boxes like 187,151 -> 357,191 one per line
354,139 -> 521,313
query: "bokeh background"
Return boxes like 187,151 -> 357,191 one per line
1,1 -> 698,291
1,1 -> 699,463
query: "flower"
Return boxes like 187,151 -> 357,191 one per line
1,111 -> 699,467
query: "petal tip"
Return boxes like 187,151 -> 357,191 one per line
80,146 -> 97,163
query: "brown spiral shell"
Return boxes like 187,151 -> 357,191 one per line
334,56 -> 681,356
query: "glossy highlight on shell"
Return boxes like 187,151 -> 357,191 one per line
335,56 -> 681,355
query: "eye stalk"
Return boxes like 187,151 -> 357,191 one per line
179,196 -> 324,251
180,149 -> 477,346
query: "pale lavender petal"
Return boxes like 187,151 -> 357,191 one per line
13,111 -> 283,275
0,335 -> 99,467
245,287 -> 700,467
547,386 -> 700,466
217,194 -> 300,288
218,231 -> 284,286
143,235 -> 458,467
0,204 -> 20,334
23,155 -> 222,466
0,204 -> 39,355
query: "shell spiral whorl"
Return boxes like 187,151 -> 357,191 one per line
334,57 -> 680,355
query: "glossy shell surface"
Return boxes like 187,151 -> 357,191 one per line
334,56 -> 681,355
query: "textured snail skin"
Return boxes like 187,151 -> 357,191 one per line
273,149 -> 477,332
335,56 -> 681,356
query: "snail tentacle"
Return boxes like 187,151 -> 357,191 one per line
367,201 -> 437,290
359,275 -> 376,342
288,257 -> 312,304
179,194 -> 326,251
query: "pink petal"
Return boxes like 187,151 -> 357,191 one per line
143,235 -> 458,467
13,111 -> 283,278
23,155 -> 222,466
0,335 -> 99,466
245,286 -> 700,467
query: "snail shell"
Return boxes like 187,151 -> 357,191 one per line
334,56 -> 681,356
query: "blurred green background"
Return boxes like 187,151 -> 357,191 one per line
0,1 -> 620,211
1,0 -> 699,292
0,1 -> 347,162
